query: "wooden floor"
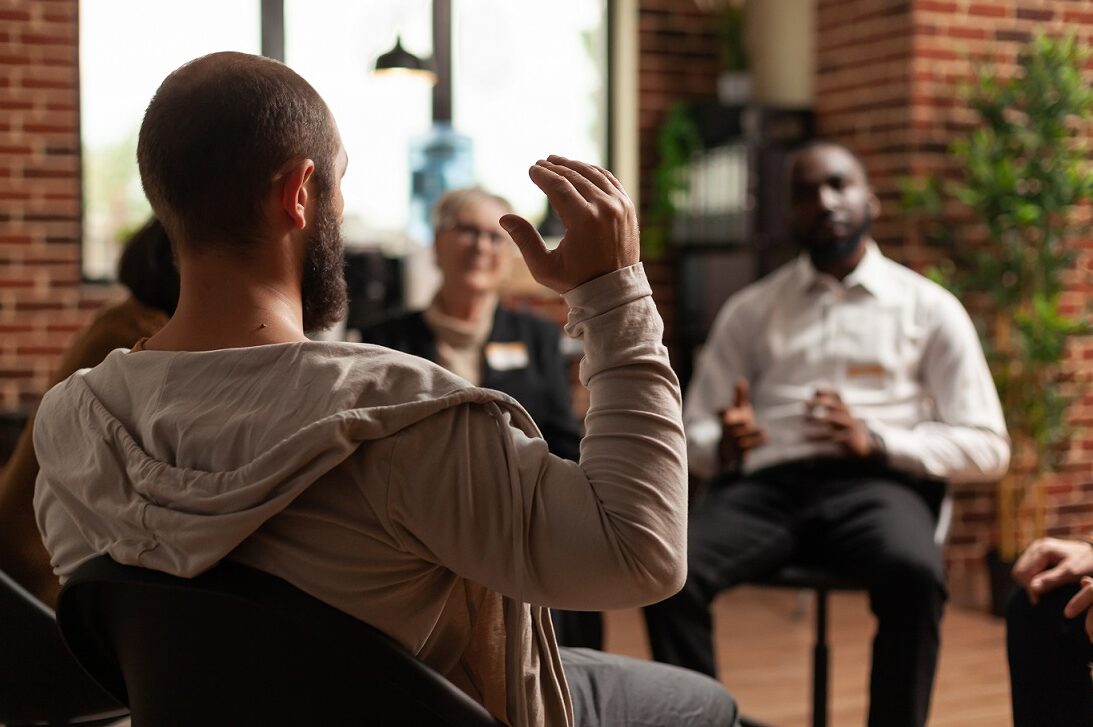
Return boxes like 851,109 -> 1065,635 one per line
602,586 -> 1011,727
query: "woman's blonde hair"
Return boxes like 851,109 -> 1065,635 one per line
432,187 -> 514,231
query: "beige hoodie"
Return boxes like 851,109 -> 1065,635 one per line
33,265 -> 686,727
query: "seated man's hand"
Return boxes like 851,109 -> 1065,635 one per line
805,389 -> 878,459
718,378 -> 767,469
1012,537 -> 1093,604
1062,576 -> 1093,643
500,155 -> 639,294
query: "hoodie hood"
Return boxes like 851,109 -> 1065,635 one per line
34,342 -> 532,579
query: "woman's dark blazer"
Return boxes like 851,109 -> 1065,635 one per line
358,306 -> 582,461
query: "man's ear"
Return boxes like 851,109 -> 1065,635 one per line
867,187 -> 882,220
280,159 -> 316,230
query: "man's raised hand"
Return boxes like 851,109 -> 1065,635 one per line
718,378 -> 767,469
499,156 -> 639,294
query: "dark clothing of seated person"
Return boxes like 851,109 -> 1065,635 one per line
1007,536 -> 1093,727
0,218 -> 177,606
361,306 -> 579,458
643,141 -> 1010,727
359,188 -> 601,651
32,53 -> 737,727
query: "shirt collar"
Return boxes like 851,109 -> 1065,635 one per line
795,240 -> 892,300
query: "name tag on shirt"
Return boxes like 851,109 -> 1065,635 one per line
485,342 -> 529,371
847,363 -> 888,379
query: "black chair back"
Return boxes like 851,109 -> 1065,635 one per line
0,566 -> 126,726
57,556 -> 501,727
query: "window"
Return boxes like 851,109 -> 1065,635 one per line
451,0 -> 607,228
283,0 -> 434,250
285,0 -> 607,251
80,1 -> 607,277
79,0 -> 260,280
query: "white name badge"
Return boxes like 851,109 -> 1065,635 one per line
485,342 -> 530,371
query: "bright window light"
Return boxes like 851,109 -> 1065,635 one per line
80,1 -> 606,276
79,0 -> 260,280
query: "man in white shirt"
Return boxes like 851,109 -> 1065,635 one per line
644,140 -> 1009,727
33,52 -> 738,726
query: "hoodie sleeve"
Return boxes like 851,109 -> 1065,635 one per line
382,264 -> 688,610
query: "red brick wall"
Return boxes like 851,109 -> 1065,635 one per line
817,0 -> 1093,607
0,0 -> 112,419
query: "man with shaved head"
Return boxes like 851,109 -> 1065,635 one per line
33,52 -> 737,726
644,140 -> 1010,727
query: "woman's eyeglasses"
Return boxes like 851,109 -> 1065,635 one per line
446,223 -> 509,247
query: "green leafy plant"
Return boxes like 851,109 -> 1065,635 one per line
692,0 -> 747,72
645,102 -> 702,257
902,34 -> 1093,559
717,3 -> 747,73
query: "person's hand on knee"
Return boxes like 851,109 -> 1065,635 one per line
1062,575 -> 1093,643
1012,537 -> 1093,604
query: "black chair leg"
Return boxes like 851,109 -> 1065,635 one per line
812,587 -> 829,727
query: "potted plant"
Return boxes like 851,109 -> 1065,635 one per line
645,102 -> 702,257
902,34 -> 1093,614
714,0 -> 749,104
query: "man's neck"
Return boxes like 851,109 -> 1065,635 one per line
142,251 -> 307,352
813,238 -> 871,281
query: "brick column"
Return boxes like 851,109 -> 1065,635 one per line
816,0 -> 1093,608
0,0 -> 110,422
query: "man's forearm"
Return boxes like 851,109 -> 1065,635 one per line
561,263 -> 688,600
870,420 -> 1010,483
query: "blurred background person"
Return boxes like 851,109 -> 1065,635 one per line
1007,535 -> 1093,726
644,141 -> 1010,727
0,218 -> 178,606
359,186 -> 603,649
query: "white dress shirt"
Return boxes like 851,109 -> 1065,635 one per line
685,242 -> 1010,483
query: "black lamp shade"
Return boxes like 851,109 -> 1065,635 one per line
374,36 -> 436,83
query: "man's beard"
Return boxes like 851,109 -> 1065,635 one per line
799,211 -> 872,269
300,194 -> 348,332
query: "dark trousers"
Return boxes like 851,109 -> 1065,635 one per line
561,646 -> 739,726
552,609 -> 605,650
644,460 -> 947,727
1007,585 -> 1093,727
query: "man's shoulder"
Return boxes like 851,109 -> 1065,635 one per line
324,343 -> 530,413
311,341 -> 462,390
878,255 -> 968,312
338,346 -> 538,445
